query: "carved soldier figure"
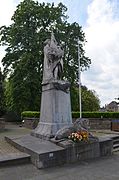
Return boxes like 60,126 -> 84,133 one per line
32,32 -> 72,139
43,32 -> 64,83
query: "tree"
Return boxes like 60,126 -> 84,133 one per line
71,85 -> 100,112
0,0 -> 91,114
0,68 -> 5,116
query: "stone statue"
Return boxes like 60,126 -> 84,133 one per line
32,32 -> 72,139
43,32 -> 64,83
55,118 -> 98,140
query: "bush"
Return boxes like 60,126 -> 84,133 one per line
0,109 -> 6,118
72,112 -> 119,119
21,111 -> 119,119
4,111 -> 21,122
21,111 -> 40,119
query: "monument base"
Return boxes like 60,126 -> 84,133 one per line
32,81 -> 72,139
31,122 -> 73,139
5,135 -> 113,169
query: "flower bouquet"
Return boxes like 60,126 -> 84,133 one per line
68,131 -> 89,142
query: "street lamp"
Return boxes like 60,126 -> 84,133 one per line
78,38 -> 82,119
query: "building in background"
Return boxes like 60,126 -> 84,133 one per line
106,101 -> 119,112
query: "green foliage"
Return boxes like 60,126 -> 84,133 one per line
4,80 -> 13,112
21,111 -> 119,119
82,86 -> 100,111
72,112 -> 119,119
21,111 -> 40,118
4,111 -> 21,122
71,85 -> 100,111
0,0 -> 91,114
0,68 -> 5,116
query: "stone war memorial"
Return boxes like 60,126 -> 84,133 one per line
5,32 -> 113,169
31,32 -> 72,139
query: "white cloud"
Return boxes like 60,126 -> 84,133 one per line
0,0 -> 119,107
0,0 -> 20,70
82,0 -> 119,106
0,0 -> 16,26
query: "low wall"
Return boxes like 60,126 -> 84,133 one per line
88,118 -> 111,130
72,118 -> 111,130
0,118 -> 5,131
23,118 -> 39,129
23,117 -> 112,130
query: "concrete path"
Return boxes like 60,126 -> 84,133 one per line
0,152 -> 119,180
0,123 -> 31,165
1,124 -> 119,180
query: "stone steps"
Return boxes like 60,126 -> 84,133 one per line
112,135 -> 119,152
5,134 -> 113,169
1,133 -> 119,168
113,147 -> 119,152
0,153 -> 30,167
0,137 -> 31,167
94,134 -> 119,152
5,135 -> 66,169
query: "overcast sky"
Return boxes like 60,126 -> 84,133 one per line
0,0 -> 119,107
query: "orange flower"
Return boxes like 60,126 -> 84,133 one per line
68,131 -> 89,142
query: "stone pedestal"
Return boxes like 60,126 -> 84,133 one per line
58,139 -> 100,163
32,81 -> 72,139
5,135 -> 113,169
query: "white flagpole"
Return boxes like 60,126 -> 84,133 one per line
78,38 -> 82,119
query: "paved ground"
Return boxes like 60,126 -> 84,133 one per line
0,123 -> 31,161
1,124 -> 119,180
0,123 -> 31,139
1,153 -> 119,180
0,125 -> 30,153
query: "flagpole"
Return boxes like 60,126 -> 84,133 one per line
78,38 -> 82,119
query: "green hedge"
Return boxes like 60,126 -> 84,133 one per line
21,111 -> 40,118
21,111 -> 119,119
72,112 -> 119,118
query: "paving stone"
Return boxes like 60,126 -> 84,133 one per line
0,124 -> 31,166
1,124 -> 119,179
1,153 -> 119,180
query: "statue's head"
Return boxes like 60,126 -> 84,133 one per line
74,118 -> 90,130
44,39 -> 51,46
